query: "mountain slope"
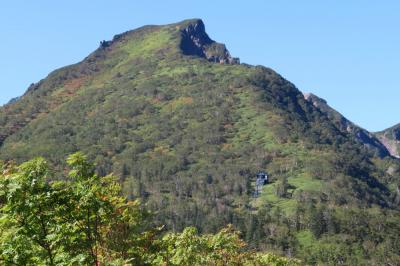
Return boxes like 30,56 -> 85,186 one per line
303,92 -> 390,158
376,124 -> 400,158
1,19 -> 400,264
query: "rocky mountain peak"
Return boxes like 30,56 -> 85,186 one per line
179,19 -> 239,64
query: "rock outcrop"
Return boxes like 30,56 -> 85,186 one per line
179,19 -> 239,64
376,124 -> 400,158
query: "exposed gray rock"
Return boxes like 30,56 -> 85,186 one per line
376,124 -> 400,158
179,19 -> 239,64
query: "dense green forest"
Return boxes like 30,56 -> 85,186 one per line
0,153 -> 299,265
0,19 -> 400,265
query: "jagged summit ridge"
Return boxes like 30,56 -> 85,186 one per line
98,18 -> 240,65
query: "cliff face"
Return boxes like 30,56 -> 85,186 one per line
303,93 -> 391,158
376,124 -> 400,158
179,19 -> 239,64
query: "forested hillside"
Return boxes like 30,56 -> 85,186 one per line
0,19 -> 400,265
0,153 -> 299,265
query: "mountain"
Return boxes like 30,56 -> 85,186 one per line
376,124 -> 400,158
303,92 -> 390,158
1,19 -> 400,264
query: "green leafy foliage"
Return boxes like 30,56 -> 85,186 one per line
151,225 -> 300,266
0,153 -> 155,265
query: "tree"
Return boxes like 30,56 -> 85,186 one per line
275,176 -> 289,198
307,204 -> 326,238
151,225 -> 300,266
0,153 -> 154,265
0,158 -> 64,265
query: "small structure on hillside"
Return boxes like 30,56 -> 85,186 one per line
253,172 -> 268,197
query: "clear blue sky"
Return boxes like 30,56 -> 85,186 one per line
1,1 -> 399,131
